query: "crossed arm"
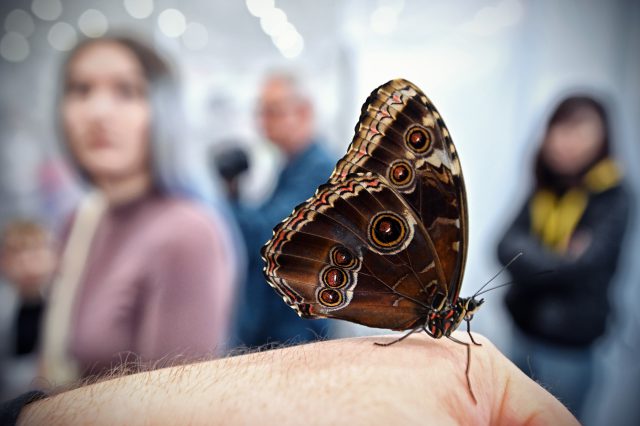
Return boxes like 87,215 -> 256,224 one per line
19,333 -> 577,425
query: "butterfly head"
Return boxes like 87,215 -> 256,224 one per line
460,297 -> 484,321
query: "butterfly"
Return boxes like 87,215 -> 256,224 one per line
261,79 -> 483,399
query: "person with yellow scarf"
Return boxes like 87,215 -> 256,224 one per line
497,95 -> 631,420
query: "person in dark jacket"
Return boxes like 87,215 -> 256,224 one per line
229,72 -> 336,347
497,95 -> 630,417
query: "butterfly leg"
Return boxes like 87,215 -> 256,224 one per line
446,334 -> 477,405
466,318 -> 482,347
421,325 -> 437,339
374,326 -> 422,347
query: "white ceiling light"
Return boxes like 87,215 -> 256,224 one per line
158,9 -> 186,38
5,9 -> 35,38
246,0 -> 275,18
279,35 -> 303,59
274,28 -> 303,59
124,0 -> 154,19
182,22 -> 209,51
246,1 -> 305,59
31,0 -> 62,21
78,9 -> 109,38
0,32 -> 30,62
272,25 -> 298,51
48,22 -> 77,51
259,8 -> 287,36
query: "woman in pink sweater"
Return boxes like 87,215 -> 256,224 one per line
39,35 -> 238,385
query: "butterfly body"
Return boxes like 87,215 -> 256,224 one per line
261,79 -> 480,340
424,297 -> 484,338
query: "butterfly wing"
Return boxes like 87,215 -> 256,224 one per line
262,175 -> 445,330
330,79 -> 468,303
262,79 -> 468,330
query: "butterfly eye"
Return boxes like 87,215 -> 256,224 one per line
322,267 -> 348,289
405,126 -> 432,153
388,161 -> 414,187
331,246 -> 357,269
318,288 -> 343,307
369,212 -> 408,251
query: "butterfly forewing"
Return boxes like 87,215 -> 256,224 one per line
330,79 -> 468,303
262,79 -> 468,331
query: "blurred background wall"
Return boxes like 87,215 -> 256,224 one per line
1,0 -> 638,350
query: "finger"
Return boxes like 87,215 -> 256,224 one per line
488,344 -> 579,426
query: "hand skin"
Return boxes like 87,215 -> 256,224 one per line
18,333 -> 578,425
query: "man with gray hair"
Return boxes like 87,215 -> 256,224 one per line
230,71 -> 335,347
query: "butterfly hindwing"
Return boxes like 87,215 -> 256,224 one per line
262,175 -> 446,330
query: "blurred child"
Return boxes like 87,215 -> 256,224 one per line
0,220 -> 56,400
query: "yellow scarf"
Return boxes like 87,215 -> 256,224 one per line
530,159 -> 621,253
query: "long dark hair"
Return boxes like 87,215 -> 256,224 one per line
534,95 -> 610,191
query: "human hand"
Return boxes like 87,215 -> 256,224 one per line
567,231 -> 592,259
19,333 -> 577,425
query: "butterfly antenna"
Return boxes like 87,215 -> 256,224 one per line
472,252 -> 523,298
474,270 -> 554,297
474,280 -> 517,297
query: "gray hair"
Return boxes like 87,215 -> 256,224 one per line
260,68 -> 313,104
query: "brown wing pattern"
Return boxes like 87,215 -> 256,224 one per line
262,79 -> 468,330
261,174 -> 444,330
330,79 -> 468,302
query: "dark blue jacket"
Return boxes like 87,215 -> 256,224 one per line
232,142 -> 336,347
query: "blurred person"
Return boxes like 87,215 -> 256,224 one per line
496,95 -> 631,417
0,220 -> 56,400
39,35 -> 238,387
582,275 -> 640,426
228,72 -> 336,347
583,277 -> 640,426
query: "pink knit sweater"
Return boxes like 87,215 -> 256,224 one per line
64,192 -> 235,376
